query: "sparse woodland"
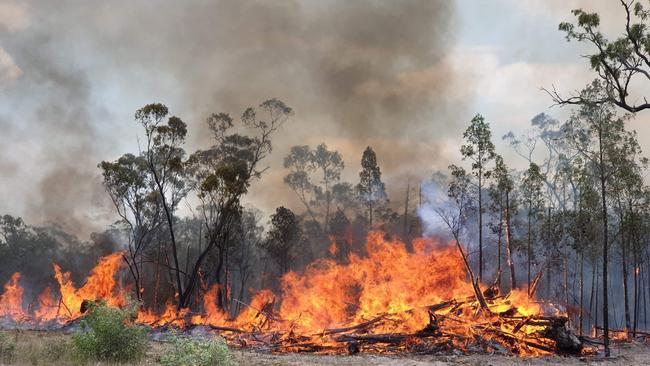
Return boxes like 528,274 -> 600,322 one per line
6,0 -> 650,362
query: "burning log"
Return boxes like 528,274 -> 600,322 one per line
219,296 -> 585,357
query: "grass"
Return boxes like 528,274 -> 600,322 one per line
0,330 -> 239,365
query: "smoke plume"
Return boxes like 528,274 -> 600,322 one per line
0,0 -> 462,235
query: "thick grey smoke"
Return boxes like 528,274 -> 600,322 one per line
0,0 -> 462,236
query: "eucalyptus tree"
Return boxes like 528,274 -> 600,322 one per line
609,127 -> 647,336
134,103 -> 189,300
521,163 -> 546,291
357,146 -> 387,227
329,208 -> 351,262
182,99 -> 292,310
460,114 -> 496,282
564,81 -> 634,356
261,206 -> 302,274
549,1 -> 650,113
439,165 -> 488,309
229,208 -> 264,314
490,155 -> 516,291
504,113 -> 575,211
98,153 -> 163,301
313,143 -> 344,228
284,145 -> 319,224
568,161 -> 601,335
284,143 -> 345,231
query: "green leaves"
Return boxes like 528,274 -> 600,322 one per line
261,206 -> 302,273
72,304 -> 148,363
161,334 -> 234,366
134,103 -> 168,126
461,113 -> 496,180
554,3 -> 650,112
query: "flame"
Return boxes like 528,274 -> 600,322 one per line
0,273 -> 26,320
0,232 -> 570,356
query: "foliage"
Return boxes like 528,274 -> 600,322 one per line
460,113 -> 496,281
72,304 -> 148,363
357,146 -> 387,226
179,99 -> 292,309
160,334 -> 234,366
283,143 -> 348,230
261,206 -> 302,273
552,1 -> 650,113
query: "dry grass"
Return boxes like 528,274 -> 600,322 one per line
0,330 -> 163,366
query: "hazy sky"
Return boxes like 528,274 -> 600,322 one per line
0,0 -> 648,237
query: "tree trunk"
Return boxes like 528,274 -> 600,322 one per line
526,204 -> 532,295
579,251 -> 584,336
505,192 -> 516,290
622,229 -> 631,336
634,250 -> 639,335
478,170 -> 483,283
150,165 -> 184,309
598,127 -> 610,356
403,183 -> 410,250
497,194 -> 503,291
564,249 -> 570,327
594,267 -> 599,337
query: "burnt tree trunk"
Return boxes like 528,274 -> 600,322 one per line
598,127 -> 610,356
505,192 -> 516,290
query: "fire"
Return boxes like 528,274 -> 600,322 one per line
0,232 -> 576,356
269,233 -> 474,334
0,253 -> 127,324
0,273 -> 26,321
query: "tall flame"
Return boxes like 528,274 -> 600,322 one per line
0,232 -> 562,356
0,273 -> 26,320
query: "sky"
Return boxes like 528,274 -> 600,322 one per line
0,0 -> 648,237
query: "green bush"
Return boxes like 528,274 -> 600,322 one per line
0,331 -> 16,363
161,334 -> 235,366
72,304 -> 148,363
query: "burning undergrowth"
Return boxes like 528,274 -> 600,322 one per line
0,232 -> 586,356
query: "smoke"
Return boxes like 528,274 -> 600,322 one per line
417,177 -> 452,237
0,0 -> 462,235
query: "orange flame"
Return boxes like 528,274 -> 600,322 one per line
0,232 -> 564,356
0,273 -> 26,320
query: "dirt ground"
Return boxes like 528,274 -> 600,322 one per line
232,341 -> 650,366
3,330 -> 650,365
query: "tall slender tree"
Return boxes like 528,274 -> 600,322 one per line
521,162 -> 546,291
357,147 -> 387,227
491,155 -> 516,291
565,81 -> 633,356
460,114 -> 496,282
135,103 -> 188,301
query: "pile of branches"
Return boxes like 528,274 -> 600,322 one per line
221,288 -> 588,356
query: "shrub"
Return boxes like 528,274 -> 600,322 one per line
0,331 -> 16,363
161,334 -> 234,366
72,303 -> 148,363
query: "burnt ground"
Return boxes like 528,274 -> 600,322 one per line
232,341 -> 650,366
2,330 -> 650,365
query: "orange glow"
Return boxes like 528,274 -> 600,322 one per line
0,232 -> 568,355
0,273 -> 26,320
